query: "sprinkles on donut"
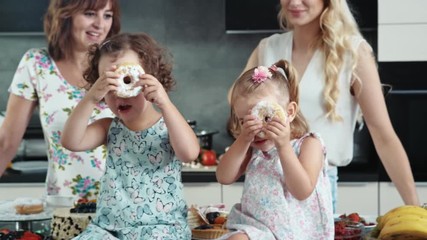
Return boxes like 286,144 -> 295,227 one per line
115,62 -> 145,98
251,100 -> 287,137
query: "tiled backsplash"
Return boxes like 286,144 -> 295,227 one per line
0,0 -> 272,154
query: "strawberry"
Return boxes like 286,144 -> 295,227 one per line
334,221 -> 346,235
347,212 -> 360,222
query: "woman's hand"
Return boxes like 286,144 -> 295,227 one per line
239,114 -> 263,143
265,116 -> 291,149
137,74 -> 171,109
85,66 -> 119,103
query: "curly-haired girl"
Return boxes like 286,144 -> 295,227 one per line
61,32 -> 199,239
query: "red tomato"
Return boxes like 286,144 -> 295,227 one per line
21,231 -> 43,240
200,149 -> 217,166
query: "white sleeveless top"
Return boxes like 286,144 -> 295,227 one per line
257,31 -> 367,166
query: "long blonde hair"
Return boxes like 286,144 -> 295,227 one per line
278,0 -> 362,121
229,59 -> 309,139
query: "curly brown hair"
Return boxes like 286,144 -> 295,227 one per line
44,0 -> 121,61
84,32 -> 175,92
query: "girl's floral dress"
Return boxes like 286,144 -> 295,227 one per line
9,48 -> 114,199
225,133 -> 334,240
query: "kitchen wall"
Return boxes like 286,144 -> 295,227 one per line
0,0 -> 272,154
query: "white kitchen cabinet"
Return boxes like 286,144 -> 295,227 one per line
183,182 -> 222,207
377,0 -> 427,62
378,24 -> 427,62
0,183 -> 45,201
337,182 -> 378,216
222,182 -> 244,211
379,182 -> 427,215
378,0 -> 427,24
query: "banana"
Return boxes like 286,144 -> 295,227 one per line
378,205 -> 427,229
382,214 -> 427,227
381,235 -> 427,240
376,205 -> 427,239
379,221 -> 427,239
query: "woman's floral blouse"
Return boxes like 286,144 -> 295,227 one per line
9,48 -> 114,199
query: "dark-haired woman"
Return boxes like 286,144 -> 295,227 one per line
0,0 -> 121,199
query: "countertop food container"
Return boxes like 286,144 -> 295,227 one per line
45,195 -> 76,208
335,221 -> 364,240
187,120 -> 219,150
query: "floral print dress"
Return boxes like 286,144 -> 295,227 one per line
9,48 -> 114,198
225,133 -> 334,240
74,117 -> 190,240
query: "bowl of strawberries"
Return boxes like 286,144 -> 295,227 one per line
334,212 -> 376,240
334,220 -> 364,240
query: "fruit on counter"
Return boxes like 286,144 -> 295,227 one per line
334,212 -> 377,240
70,198 -> 97,213
206,212 -> 221,224
337,212 -> 375,226
346,213 -> 361,223
373,205 -> 427,239
334,219 -> 363,240
199,149 -> 217,166
0,229 -> 45,240
377,205 -> 427,229
205,211 -> 228,226
214,216 -> 227,225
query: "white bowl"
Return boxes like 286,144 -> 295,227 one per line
46,195 -> 76,208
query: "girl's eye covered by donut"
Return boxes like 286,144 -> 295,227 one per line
114,63 -> 145,98
251,100 -> 286,124
123,75 -> 132,84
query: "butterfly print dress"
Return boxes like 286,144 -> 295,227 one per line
74,117 -> 190,240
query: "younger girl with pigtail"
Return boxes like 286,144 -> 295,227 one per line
216,59 -> 334,240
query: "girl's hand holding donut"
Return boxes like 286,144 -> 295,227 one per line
239,113 -> 263,143
87,66 -> 120,103
137,74 -> 171,109
265,116 -> 291,149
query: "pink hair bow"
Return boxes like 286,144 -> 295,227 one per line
252,66 -> 272,83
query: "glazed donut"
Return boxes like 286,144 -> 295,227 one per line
14,198 -> 44,215
115,63 -> 145,98
251,100 -> 287,137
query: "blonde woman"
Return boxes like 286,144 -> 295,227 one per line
228,0 -> 419,212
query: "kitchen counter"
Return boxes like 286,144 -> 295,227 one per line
0,169 -> 47,183
0,164 -> 378,184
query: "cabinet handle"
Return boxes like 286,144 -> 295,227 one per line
390,90 -> 427,95
338,182 -> 369,187
387,182 -> 427,187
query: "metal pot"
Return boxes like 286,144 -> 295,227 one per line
187,120 -> 218,150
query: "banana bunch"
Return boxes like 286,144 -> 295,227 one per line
374,205 -> 427,239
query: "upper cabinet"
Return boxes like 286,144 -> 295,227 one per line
378,24 -> 427,62
378,0 -> 427,61
0,0 -> 49,36
378,0 -> 427,24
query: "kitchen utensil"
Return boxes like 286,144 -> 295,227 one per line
11,161 -> 47,173
0,200 -> 53,231
45,195 -> 76,208
187,120 -> 219,150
